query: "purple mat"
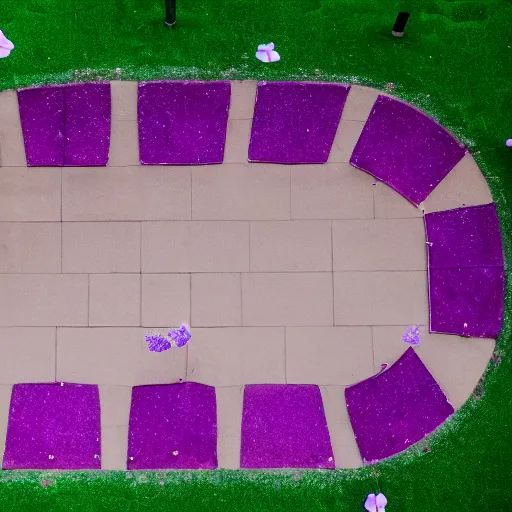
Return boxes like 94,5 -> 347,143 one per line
138,81 -> 230,165
350,95 -> 466,205
345,348 -> 454,463
429,267 -> 504,338
425,203 -> 503,269
2,383 -> 101,470
17,83 -> 111,166
127,382 -> 217,470
248,82 -> 350,164
240,384 -> 335,469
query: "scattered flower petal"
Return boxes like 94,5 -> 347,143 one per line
506,139 -> 512,147
168,324 -> 191,347
145,332 -> 171,352
0,30 -> 14,58
255,42 -> 280,63
364,494 -> 377,512
376,493 -> 387,512
403,324 -> 420,345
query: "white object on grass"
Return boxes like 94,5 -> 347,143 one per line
255,43 -> 280,63
0,30 -> 14,58
365,493 -> 387,512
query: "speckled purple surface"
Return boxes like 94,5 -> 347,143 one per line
127,382 -> 217,470
138,81 -> 230,165
17,86 -> 65,166
240,384 -> 335,469
248,82 -> 349,164
64,83 -> 111,166
345,348 -> 454,463
350,95 -> 466,205
425,203 -> 504,268
17,83 -> 111,166
2,383 -> 101,470
429,267 -> 504,338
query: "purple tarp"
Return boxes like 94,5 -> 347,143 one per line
248,82 -> 350,164
2,383 -> 101,470
345,348 -> 454,463
240,384 -> 335,469
350,95 -> 466,205
17,83 -> 111,166
429,267 -> 504,338
127,382 -> 217,470
138,81 -> 230,165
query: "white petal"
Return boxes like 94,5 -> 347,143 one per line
0,47 -> 11,58
255,51 -> 269,63
364,494 -> 377,512
376,493 -> 387,511
270,50 -> 280,62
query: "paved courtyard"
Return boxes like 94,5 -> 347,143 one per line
0,82 -> 496,469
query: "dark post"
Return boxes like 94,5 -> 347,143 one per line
392,12 -> 410,37
165,0 -> 176,27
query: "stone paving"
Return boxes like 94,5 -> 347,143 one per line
0,81 -> 496,469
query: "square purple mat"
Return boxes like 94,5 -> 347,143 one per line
127,382 -> 217,470
425,203 -> 503,269
240,384 -> 335,469
138,81 -> 230,165
350,95 -> 466,205
17,83 -> 111,167
429,267 -> 504,338
248,82 -> 350,164
345,348 -> 454,463
2,383 -> 101,470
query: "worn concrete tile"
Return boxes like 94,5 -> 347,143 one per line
334,271 -> 428,325
108,121 -> 140,167
89,274 -> 141,327
0,385 -> 12,467
341,86 -> 380,122
187,327 -> 285,386
328,120 -> 365,163
242,273 -> 333,326
0,274 -> 88,326
101,426 -> 128,470
250,221 -> 332,272
99,385 -> 132,426
216,386 -> 243,469
62,222 -> 140,273
192,164 -> 290,221
191,273 -> 241,327
141,274 -> 190,327
0,91 -> 26,167
0,328 -> 55,383
423,153 -> 493,213
142,221 -> 249,273
0,167 -> 61,221
63,166 -> 191,221
229,81 -> 257,120
374,181 -> 424,219
372,326 -> 495,409
110,81 -> 138,121
57,327 -> 187,386
0,223 -> 61,273
224,119 -> 251,164
333,219 -> 426,271
286,327 -> 373,385
291,163 -> 374,220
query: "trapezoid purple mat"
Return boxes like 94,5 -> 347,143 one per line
350,95 -> 466,205
2,383 -> 101,470
240,384 -> 335,469
127,382 -> 217,470
429,267 -> 504,338
17,83 -> 111,167
138,81 -> 230,165
248,82 -> 350,164
345,348 -> 454,463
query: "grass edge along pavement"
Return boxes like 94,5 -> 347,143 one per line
0,0 -> 512,510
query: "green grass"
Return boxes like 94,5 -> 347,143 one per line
1,0 -> 512,510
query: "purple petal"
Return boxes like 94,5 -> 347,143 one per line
145,333 -> 171,353
168,324 -> 191,348
402,325 -> 420,345
364,493 -> 377,512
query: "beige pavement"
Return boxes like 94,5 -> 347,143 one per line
0,82 -> 495,470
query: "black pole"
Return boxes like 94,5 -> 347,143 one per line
392,12 -> 410,37
165,0 -> 176,27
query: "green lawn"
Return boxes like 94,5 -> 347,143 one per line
0,0 -> 512,510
